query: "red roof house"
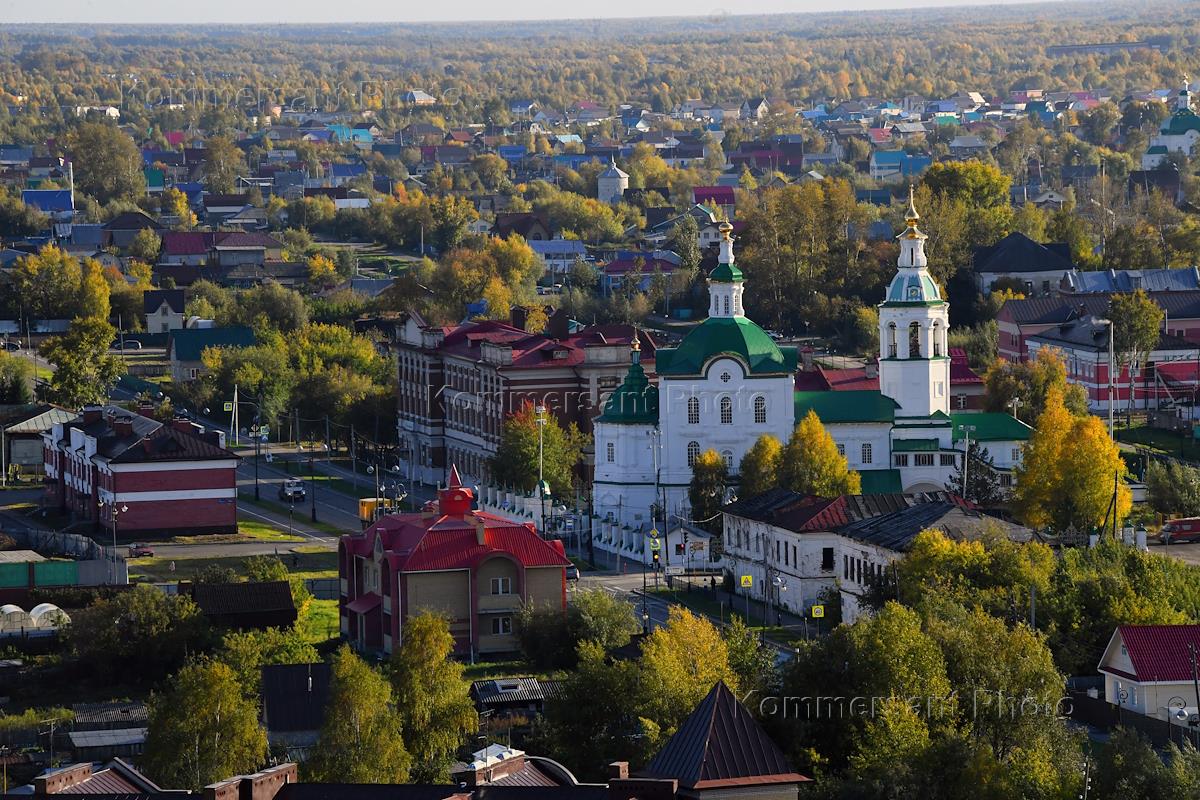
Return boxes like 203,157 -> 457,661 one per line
338,467 -> 570,658
1098,624 -> 1200,721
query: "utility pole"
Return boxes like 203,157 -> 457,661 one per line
958,424 -> 975,502
1189,641 -> 1200,721
536,405 -> 547,536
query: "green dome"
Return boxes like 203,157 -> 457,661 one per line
597,359 -> 659,424
656,317 -> 797,377
708,261 -> 744,282
1164,110 -> 1200,136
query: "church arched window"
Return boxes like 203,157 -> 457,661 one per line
932,321 -> 942,357
753,395 -> 767,424
606,442 -> 615,463
723,295 -> 730,315
720,396 -> 733,424
887,323 -> 898,358
687,397 -> 700,425
687,441 -> 700,466
908,322 -> 921,358
722,450 -> 734,469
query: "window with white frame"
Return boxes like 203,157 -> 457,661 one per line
753,395 -> 767,424
490,577 -> 512,595
687,397 -> 700,425
687,441 -> 700,466
722,450 -> 733,469
1011,448 -> 1020,461
606,442 -> 615,462
720,396 -> 733,424
862,443 -> 872,464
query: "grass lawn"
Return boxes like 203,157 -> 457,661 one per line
170,522 -> 305,545
1117,425 -> 1200,462
129,549 -> 338,582
238,494 -> 347,537
297,599 -> 340,645
462,659 -> 556,681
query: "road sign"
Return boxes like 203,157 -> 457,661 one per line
649,537 -> 661,551
811,604 -> 825,619
740,575 -> 752,588
223,401 -> 233,412
664,565 -> 684,576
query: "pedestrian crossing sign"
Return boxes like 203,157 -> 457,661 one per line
811,605 -> 825,618
740,575 -> 752,588
223,402 -> 233,412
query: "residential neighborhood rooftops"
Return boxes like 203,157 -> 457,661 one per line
168,326 -> 256,362
973,231 -> 1073,275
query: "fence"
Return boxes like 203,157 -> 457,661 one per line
2,522 -> 128,585
305,578 -> 339,600
1068,690 -> 1200,748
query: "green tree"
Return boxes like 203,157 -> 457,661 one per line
490,401 -> 588,497
40,317 -> 124,408
944,441 -> 1004,506
143,660 -> 267,791
924,160 -> 1011,209
68,122 -> 146,204
65,584 -> 210,684
723,614 -> 775,695
688,448 -> 728,534
389,613 -> 477,782
0,187 -> 48,237
1108,289 -> 1164,413
79,258 -> 111,321
638,607 -> 739,737
11,244 -> 84,319
203,136 -> 247,194
738,434 -> 782,500
0,350 -> 34,404
781,410 -> 861,496
129,227 -> 162,263
217,627 -> 318,696
572,587 -> 639,649
305,646 -> 411,783
1145,459 -> 1200,517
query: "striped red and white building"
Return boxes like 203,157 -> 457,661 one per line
43,405 -> 240,540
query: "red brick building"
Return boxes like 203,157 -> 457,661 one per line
390,309 -> 653,487
42,405 -> 240,540
339,467 -> 569,658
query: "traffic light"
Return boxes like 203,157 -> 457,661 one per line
652,551 -> 660,568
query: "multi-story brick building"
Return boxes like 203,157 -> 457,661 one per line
338,467 -> 569,658
42,405 -> 240,540
391,309 -> 653,487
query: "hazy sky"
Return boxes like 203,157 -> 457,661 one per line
2,0 -> 1063,25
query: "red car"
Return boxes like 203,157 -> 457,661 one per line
127,543 -> 155,557
1160,519 -> 1200,544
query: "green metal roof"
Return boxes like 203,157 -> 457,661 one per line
657,317 -> 796,377
596,358 -> 659,425
1146,145 -> 1169,154
709,261 -> 744,282
891,438 -> 939,452
793,390 -> 898,424
950,412 -> 1032,442
168,326 -> 256,362
1164,110 -> 1200,136
859,469 -> 903,494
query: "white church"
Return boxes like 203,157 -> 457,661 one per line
1142,78 -> 1200,170
590,200 -> 1032,564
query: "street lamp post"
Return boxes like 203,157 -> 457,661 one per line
957,424 -> 976,502
535,405 -> 548,535
1096,318 -> 1115,436
309,449 -> 318,522
99,500 -> 128,583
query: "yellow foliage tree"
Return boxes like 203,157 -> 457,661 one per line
79,257 -> 111,321
162,187 -> 197,229
638,607 -> 738,738
306,254 -> 338,288
738,433 -> 782,499
1015,387 -> 1131,531
781,410 -> 861,496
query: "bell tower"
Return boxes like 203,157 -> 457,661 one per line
877,188 -> 951,418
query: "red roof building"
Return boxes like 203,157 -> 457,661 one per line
42,405 -> 239,539
339,467 -> 570,657
792,348 -> 984,410
1098,625 -> 1200,721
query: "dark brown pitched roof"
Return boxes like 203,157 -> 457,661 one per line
641,682 -> 807,789
192,581 -> 296,617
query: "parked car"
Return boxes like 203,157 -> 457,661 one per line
127,543 -> 154,557
565,564 -> 580,582
111,339 -> 142,351
278,478 -> 306,503
1160,518 -> 1200,544
1,340 -> 20,351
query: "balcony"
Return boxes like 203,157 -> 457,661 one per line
477,593 -> 522,613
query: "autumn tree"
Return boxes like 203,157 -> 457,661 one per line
1145,459 -> 1200,518
688,448 -> 728,533
1014,387 -> 1130,531
307,253 -> 338,288
305,646 -> 411,783
129,227 -> 162,263
781,410 -> 860,497
79,257 -> 110,321
389,613 -> 477,783
489,401 -> 588,497
0,351 -> 34,404
216,627 -> 318,696
143,660 -> 267,790
983,347 -> 1088,423
11,244 -> 83,319
738,434 -> 782,500
638,607 -> 739,738
163,187 -> 197,228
